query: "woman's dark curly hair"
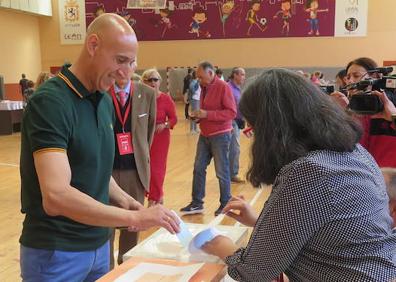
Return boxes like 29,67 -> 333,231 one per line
239,68 -> 362,186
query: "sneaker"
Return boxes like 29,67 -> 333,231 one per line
231,175 -> 246,184
180,203 -> 204,215
214,204 -> 226,216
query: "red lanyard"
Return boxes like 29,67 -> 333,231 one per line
110,83 -> 133,131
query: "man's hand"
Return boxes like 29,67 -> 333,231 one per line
127,205 -> 180,234
223,195 -> 258,227
190,109 -> 208,119
201,235 -> 238,260
371,90 -> 396,121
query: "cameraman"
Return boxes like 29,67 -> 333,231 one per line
331,57 -> 396,168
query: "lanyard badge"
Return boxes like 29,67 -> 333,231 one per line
111,84 -> 134,155
116,132 -> 133,155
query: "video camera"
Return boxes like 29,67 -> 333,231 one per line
319,85 -> 335,95
346,67 -> 396,114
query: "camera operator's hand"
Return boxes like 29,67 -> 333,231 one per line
330,91 -> 349,109
371,90 -> 396,121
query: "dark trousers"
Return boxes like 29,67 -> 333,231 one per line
184,102 -> 189,119
110,169 -> 145,268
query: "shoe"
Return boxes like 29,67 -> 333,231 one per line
180,203 -> 204,215
214,204 -> 226,216
231,175 -> 246,184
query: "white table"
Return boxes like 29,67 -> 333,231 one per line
123,223 -> 249,264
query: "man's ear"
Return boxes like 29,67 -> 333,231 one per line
86,34 -> 100,57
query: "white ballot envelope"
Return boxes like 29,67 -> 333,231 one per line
171,210 -> 194,248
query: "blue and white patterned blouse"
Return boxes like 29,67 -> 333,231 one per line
226,144 -> 396,281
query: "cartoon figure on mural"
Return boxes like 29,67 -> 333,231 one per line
246,1 -> 266,36
116,8 -> 137,28
218,0 -> 235,37
189,8 -> 211,38
305,0 -> 328,36
94,4 -> 105,18
273,0 -> 292,36
231,1 -> 245,29
159,8 -> 177,38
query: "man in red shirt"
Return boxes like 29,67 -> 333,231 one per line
180,61 -> 236,216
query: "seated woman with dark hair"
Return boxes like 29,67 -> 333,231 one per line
202,68 -> 396,281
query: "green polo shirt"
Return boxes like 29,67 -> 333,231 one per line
19,65 -> 115,251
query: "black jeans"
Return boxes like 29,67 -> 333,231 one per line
184,102 -> 189,119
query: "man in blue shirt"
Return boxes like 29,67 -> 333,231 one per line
228,67 -> 246,183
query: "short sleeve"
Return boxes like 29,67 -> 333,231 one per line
24,94 -> 72,153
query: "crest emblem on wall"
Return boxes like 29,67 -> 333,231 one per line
64,0 -> 80,22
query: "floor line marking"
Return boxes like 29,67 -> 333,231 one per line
0,162 -> 19,167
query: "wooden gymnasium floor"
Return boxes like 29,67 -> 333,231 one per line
0,102 -> 272,281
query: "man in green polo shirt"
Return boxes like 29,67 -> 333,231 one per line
19,14 -> 179,282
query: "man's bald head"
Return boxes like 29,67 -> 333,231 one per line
73,13 -> 139,92
87,13 -> 135,38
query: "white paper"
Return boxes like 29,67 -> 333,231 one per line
114,262 -> 204,282
172,210 -> 193,248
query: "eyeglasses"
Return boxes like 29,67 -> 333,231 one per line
146,78 -> 160,83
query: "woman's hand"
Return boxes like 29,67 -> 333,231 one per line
223,195 -> 258,227
155,123 -> 167,133
127,205 -> 180,234
201,235 -> 238,260
371,90 -> 396,121
330,91 -> 349,109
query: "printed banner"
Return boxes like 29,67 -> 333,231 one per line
334,0 -> 368,37
85,0 -> 367,41
59,0 -> 86,44
86,0 -> 337,41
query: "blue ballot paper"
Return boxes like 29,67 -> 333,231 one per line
188,227 -> 221,254
171,210 -> 194,247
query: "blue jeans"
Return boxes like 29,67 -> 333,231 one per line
192,132 -> 232,206
190,99 -> 200,132
229,121 -> 240,177
20,241 -> 110,282
309,18 -> 319,32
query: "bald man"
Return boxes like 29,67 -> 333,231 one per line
19,14 -> 179,281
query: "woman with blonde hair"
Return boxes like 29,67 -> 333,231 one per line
142,68 -> 177,206
35,71 -> 54,90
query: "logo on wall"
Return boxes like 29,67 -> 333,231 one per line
64,0 -> 80,22
59,0 -> 86,44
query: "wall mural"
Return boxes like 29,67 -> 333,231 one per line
85,0 -> 337,41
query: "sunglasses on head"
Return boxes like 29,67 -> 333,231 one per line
146,78 -> 160,82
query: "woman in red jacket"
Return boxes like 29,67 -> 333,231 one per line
142,69 -> 177,206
